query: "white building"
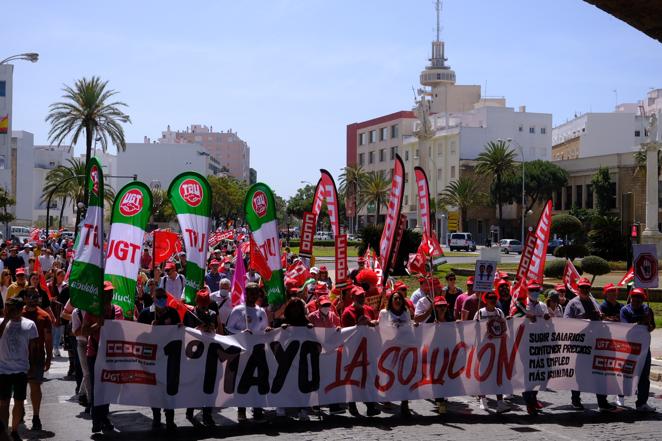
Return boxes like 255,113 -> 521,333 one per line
0,65 -> 14,204
115,141 -> 222,191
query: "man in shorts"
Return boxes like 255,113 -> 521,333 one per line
21,288 -> 52,432
0,297 -> 39,441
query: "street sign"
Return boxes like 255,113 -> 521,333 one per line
473,259 -> 497,292
633,244 -> 658,288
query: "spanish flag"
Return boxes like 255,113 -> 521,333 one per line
0,115 -> 8,134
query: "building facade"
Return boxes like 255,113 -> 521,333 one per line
0,65 -> 14,203
156,124 -> 250,182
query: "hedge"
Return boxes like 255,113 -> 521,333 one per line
284,239 -> 361,248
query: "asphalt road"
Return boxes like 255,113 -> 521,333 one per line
13,355 -> 662,441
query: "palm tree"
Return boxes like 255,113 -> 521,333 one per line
45,76 -> 130,222
339,164 -> 366,233
633,146 -> 662,177
42,158 -> 115,228
360,171 -> 390,222
151,188 -> 175,223
475,140 -> 517,231
440,176 -> 485,231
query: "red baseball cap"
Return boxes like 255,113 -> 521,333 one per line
554,283 -> 567,292
165,262 -> 176,271
351,286 -> 366,298
209,259 -> 220,266
315,281 -> 329,295
319,265 -> 328,272
196,289 -> 211,306
527,280 -> 542,291
577,277 -> 591,288
466,276 -> 474,285
603,283 -> 618,295
630,287 -> 647,300
103,280 -> 114,291
393,281 -> 408,292
434,296 -> 448,306
15,268 -> 25,276
318,295 -> 332,306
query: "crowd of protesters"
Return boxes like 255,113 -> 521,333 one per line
0,235 -> 657,440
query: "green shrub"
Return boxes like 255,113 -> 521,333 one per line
544,259 -> 566,278
286,239 -> 360,247
581,255 -> 610,277
551,214 -> 583,237
553,244 -> 588,260
358,224 -> 421,275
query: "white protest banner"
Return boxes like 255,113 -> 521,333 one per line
95,318 -> 650,409
633,244 -> 659,288
473,260 -> 497,292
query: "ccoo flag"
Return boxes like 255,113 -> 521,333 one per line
69,157 -> 105,315
104,182 -> 153,318
168,172 -> 212,304
244,183 -> 286,305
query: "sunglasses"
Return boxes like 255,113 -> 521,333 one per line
447,277 -> 456,281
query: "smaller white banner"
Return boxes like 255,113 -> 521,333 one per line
473,260 -> 497,292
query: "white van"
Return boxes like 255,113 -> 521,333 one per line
10,226 -> 30,243
449,232 -> 476,252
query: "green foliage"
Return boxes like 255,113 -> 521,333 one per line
502,160 -> 568,210
475,140 -> 517,226
357,224 -> 421,275
551,214 -> 582,237
207,175 -> 248,225
553,244 -> 588,261
286,184 -> 317,219
360,171 -> 390,219
591,166 -> 612,215
151,188 -> 175,223
544,259 -> 567,279
287,239 -> 360,248
440,176 -> 486,231
581,255 -> 611,278
0,188 -> 15,234
358,224 -> 383,255
587,215 -> 626,261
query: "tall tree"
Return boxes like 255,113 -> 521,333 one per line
475,140 -> 516,230
591,166 -> 613,215
440,176 -> 485,232
286,184 -> 317,219
502,160 -> 569,211
339,165 -> 366,232
0,188 -> 15,238
42,158 -> 115,228
151,188 -> 175,224
46,76 -> 130,226
360,171 -> 390,221
207,175 -> 248,226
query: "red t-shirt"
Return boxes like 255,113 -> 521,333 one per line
341,303 -> 377,327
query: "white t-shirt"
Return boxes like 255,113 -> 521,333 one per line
0,317 -> 39,374
410,288 -> 426,306
378,309 -> 411,327
474,307 -> 505,320
526,300 -> 549,317
39,254 -> 54,272
414,295 -> 433,317
160,274 -> 186,299
210,289 -> 234,327
226,305 -> 269,335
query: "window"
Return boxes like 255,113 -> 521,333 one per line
390,146 -> 397,160
586,184 -> 593,209
405,150 -> 409,161
380,127 -> 388,141
529,127 -> 535,134
368,151 -> 374,164
450,141 -> 456,154
358,153 -> 364,166
518,125 -> 523,132
379,149 -> 385,162
358,133 -> 366,145
451,166 -> 456,178
576,185 -> 583,208
0,155 -> 5,169
0,81 -> 5,97
369,130 -> 376,143
437,168 -> 442,180
635,130 -> 641,137
564,186 -> 572,210
540,127 -> 546,134
391,124 -> 399,139
404,195 -> 408,206
414,149 -> 419,159
404,172 -> 408,183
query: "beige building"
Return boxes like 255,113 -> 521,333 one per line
155,124 -> 250,182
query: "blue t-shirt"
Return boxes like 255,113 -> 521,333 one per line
205,272 -> 222,293
600,300 -> 623,319
620,303 -> 652,324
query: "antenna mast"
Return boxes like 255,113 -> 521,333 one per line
436,0 -> 442,41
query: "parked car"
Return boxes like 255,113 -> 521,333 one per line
499,239 -> 522,254
548,238 -> 563,254
314,231 -> 332,241
449,232 -> 476,252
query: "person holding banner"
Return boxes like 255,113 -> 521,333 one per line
210,278 -> 233,330
620,288 -> 656,412
226,283 -> 271,422
474,291 -> 511,414
520,280 -> 549,415
495,279 -> 512,317
432,296 -> 451,413
137,287 -> 181,431
441,273 -> 462,321
82,282 -> 123,433
563,277 -> 615,411
414,278 -> 442,324
454,277 -> 474,320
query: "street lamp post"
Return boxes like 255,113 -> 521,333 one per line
507,138 -> 526,245
0,53 -> 39,65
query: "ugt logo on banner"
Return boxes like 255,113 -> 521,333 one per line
119,189 -> 144,217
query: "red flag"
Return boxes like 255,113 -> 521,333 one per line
319,170 -> 340,237
515,200 -> 552,283
378,154 -> 405,274
29,228 -> 40,242
166,292 -> 189,322
406,252 -> 427,275
249,235 -> 272,280
285,258 -> 310,287
231,246 -> 247,306
562,259 -> 581,291
414,167 -> 432,237
617,267 -> 634,286
33,257 -> 49,295
153,230 -> 179,266
311,178 -> 325,223
419,231 -> 444,258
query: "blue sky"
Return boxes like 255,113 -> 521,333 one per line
4,0 -> 662,197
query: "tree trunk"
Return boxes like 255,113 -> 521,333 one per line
461,208 -> 468,232
375,197 -> 381,224
58,196 -> 67,229
496,175 -> 503,234
76,123 -> 94,236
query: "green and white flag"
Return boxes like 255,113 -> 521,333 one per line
104,182 -> 153,318
244,183 -> 285,305
168,172 -> 212,304
69,157 -> 105,315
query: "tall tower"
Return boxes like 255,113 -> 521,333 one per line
419,0 -> 456,90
